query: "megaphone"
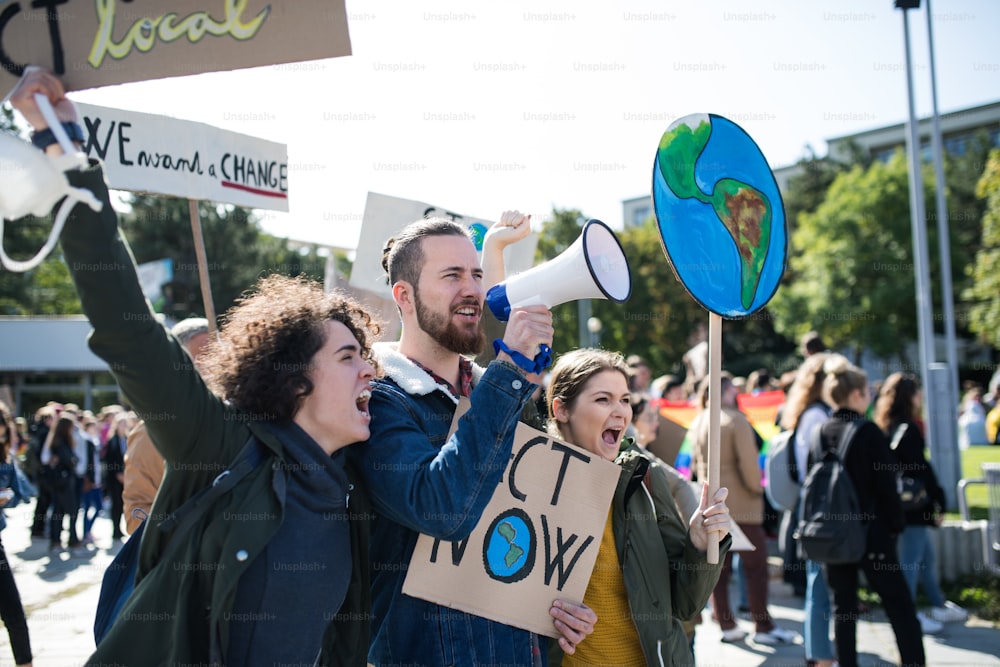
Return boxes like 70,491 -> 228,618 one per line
486,218 -> 632,321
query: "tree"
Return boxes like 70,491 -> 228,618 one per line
593,217 -> 705,376
769,153 -> 927,361
0,104 -> 84,314
944,130 -> 993,335
119,195 -> 326,321
966,148 -> 1000,349
534,209 -> 792,380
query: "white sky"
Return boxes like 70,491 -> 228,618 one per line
69,0 -> 1000,249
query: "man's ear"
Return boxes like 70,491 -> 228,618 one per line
552,397 -> 570,424
392,280 -> 415,312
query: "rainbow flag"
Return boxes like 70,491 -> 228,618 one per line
664,390 -> 785,480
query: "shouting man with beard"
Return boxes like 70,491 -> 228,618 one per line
348,217 -> 597,666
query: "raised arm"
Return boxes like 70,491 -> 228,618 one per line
9,69 -> 233,467
481,210 -> 532,290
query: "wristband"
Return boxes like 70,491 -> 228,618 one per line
492,339 -> 552,375
31,121 -> 85,150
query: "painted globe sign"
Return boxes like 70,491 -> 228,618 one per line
652,113 -> 787,317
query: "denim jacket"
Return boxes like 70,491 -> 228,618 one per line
0,459 -> 24,533
348,343 -> 538,666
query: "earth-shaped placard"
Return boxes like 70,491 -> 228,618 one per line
652,113 -> 786,317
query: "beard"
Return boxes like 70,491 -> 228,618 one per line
414,292 -> 485,356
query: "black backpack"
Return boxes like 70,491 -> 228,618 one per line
794,420 -> 866,564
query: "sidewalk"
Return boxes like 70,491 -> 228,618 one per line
0,500 -> 119,666
693,556 -> 1000,667
1,500 -> 998,666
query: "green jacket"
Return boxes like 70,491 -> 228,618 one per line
551,443 -> 729,667
60,164 -> 369,667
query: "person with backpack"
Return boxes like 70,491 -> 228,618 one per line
691,373 -> 799,645
773,352 -> 834,667
13,67 -> 380,667
810,355 -> 924,667
873,373 -> 967,631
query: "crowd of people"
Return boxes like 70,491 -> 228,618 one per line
0,66 -> 993,667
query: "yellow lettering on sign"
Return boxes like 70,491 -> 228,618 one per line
88,0 -> 271,68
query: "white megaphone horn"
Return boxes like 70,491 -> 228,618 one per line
486,218 -> 632,321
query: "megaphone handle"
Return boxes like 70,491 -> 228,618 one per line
492,340 -> 552,375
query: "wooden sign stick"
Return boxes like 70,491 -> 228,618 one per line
188,199 -> 218,336
706,312 -> 723,564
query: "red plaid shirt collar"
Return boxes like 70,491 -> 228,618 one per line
407,356 -> 474,399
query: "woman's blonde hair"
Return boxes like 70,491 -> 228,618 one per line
821,354 -> 868,408
546,348 -> 630,439
779,352 -> 829,431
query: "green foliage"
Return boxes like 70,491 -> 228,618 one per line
118,195 -> 326,322
0,189 -> 326,319
596,218 -> 704,375
1,103 -> 16,133
536,209 -> 795,380
0,213 -> 83,314
965,149 -> 1000,348
861,574 -> 1000,623
771,153 -> 935,360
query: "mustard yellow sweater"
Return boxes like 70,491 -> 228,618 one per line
562,512 -> 644,667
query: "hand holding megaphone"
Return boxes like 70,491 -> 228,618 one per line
495,305 -> 554,373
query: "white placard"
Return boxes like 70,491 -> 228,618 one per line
349,192 -> 538,297
75,102 -> 289,211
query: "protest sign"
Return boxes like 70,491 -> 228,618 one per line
652,113 -> 787,562
136,258 -> 173,312
74,102 -> 288,211
0,0 -> 351,98
403,400 -> 619,637
350,192 -> 538,298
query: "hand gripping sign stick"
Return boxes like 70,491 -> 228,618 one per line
652,114 -> 787,563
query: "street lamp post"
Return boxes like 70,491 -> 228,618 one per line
587,316 -> 603,348
895,0 -> 960,508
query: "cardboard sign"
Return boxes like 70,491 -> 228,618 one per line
350,192 -> 538,298
403,401 -> 620,637
0,0 -> 351,98
75,102 -> 289,210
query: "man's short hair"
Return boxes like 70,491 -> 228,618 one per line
381,218 -> 470,287
170,317 -> 210,346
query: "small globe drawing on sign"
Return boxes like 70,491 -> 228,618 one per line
482,508 -> 536,584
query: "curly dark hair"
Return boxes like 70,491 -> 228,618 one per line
199,275 -> 381,422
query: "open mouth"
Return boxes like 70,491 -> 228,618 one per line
453,304 -> 480,320
602,428 -> 622,446
356,389 -> 371,417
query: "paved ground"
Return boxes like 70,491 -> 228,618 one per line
0,501 -> 997,666
693,560 -> 1000,667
